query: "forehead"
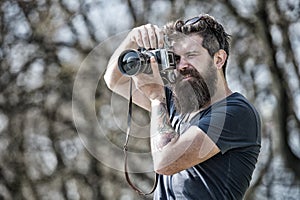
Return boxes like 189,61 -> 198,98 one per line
172,34 -> 204,54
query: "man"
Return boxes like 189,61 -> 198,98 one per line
104,14 -> 261,200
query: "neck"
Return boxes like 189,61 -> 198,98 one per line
210,71 -> 232,105
211,86 -> 232,105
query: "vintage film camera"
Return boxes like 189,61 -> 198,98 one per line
118,48 -> 180,85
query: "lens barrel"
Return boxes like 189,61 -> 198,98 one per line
118,49 -> 151,76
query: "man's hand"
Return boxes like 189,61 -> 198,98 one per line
132,57 -> 165,102
128,24 -> 165,102
104,23 -> 165,111
128,24 -> 164,49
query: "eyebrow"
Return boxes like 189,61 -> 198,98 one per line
184,50 -> 201,55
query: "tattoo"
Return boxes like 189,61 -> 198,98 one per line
151,101 -> 179,151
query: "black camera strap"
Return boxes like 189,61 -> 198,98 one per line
123,78 -> 159,195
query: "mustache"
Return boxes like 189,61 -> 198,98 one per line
175,68 -> 201,82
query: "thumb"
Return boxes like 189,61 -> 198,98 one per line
150,56 -> 160,76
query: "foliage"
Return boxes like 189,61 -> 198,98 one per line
0,0 -> 299,199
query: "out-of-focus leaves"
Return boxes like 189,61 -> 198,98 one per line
0,0 -> 299,199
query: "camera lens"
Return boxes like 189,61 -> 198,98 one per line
118,50 -> 142,76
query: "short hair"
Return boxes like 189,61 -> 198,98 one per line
164,14 -> 231,78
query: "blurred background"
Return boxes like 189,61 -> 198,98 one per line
0,0 -> 299,199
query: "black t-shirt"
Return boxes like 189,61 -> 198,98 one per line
154,90 -> 261,200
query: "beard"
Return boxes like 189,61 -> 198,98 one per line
171,62 -> 218,114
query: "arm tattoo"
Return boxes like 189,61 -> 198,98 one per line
151,101 -> 179,152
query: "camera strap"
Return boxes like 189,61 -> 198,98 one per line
123,78 -> 159,195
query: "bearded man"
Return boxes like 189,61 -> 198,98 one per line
104,14 -> 261,200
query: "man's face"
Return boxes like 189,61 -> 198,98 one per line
170,34 -> 218,114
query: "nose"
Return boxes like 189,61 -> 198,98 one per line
176,56 -> 190,72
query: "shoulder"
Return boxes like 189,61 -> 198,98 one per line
193,92 -> 261,152
207,92 -> 260,123
225,92 -> 261,127
213,92 -> 261,133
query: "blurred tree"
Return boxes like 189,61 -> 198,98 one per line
0,0 -> 299,199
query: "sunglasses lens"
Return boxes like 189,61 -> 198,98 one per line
184,17 -> 200,25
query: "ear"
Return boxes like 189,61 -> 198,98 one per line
213,49 -> 227,69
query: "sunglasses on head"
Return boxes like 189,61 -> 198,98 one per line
184,16 -> 202,26
183,16 -> 223,49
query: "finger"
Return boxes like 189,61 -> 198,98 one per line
153,25 -> 164,48
145,24 -> 157,49
140,25 -> 151,49
130,27 -> 144,47
150,56 -> 160,76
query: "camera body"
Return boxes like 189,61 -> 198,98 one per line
118,48 -> 180,85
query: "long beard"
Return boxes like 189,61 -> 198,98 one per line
171,64 -> 217,114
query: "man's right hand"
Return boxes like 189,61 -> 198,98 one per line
127,24 -> 165,50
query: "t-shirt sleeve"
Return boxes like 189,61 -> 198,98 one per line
195,96 -> 261,154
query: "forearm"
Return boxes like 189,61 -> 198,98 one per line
104,37 -> 137,90
150,99 -> 179,152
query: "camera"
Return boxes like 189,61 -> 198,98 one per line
118,48 -> 180,85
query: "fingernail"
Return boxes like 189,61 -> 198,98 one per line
151,57 -> 156,62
